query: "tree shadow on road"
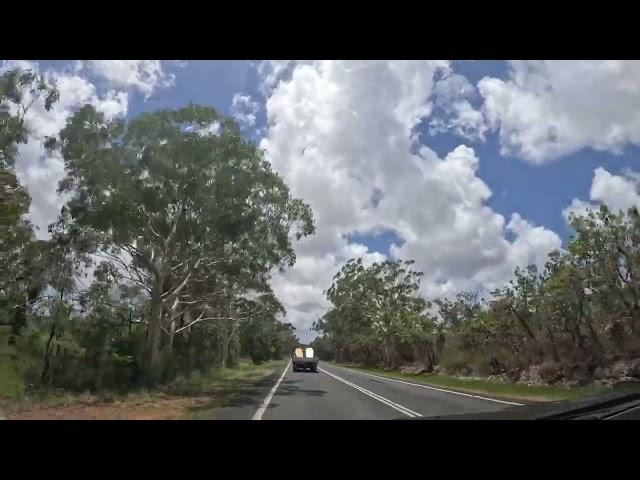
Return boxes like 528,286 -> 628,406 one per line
181,373 -> 283,417
184,368 -> 329,418
272,378 -> 327,397
211,376 -> 328,411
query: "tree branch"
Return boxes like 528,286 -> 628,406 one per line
160,257 -> 203,300
173,308 -> 264,334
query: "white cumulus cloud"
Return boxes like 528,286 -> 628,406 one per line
1,61 -> 136,238
478,60 -> 640,163
429,73 -> 487,141
83,60 -> 175,99
564,167 -> 640,221
230,93 -> 259,128
259,60 -> 562,341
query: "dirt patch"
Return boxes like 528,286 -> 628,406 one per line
7,394 -> 215,420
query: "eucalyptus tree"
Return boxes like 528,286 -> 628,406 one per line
51,104 -> 314,382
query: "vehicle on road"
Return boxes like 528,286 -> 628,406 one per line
292,347 -> 318,372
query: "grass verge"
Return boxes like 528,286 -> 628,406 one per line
171,358 -> 287,419
1,358 -> 287,420
0,362 -> 24,401
331,363 -> 613,402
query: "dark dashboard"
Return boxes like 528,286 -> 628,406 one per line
414,391 -> 640,420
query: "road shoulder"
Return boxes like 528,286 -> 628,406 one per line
3,359 -> 288,420
205,360 -> 289,420
329,363 -> 610,404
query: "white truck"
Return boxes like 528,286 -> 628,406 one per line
292,346 -> 319,372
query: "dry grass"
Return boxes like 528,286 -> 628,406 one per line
3,358 -> 287,420
333,363 -> 614,402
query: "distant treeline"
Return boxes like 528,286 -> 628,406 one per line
313,207 -> 640,386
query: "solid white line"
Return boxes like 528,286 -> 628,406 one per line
335,366 -> 524,406
319,367 -> 423,417
252,359 -> 292,420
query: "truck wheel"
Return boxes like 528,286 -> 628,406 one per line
293,365 -> 298,372
311,364 -> 317,373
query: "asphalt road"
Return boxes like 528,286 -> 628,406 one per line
213,361 -> 518,420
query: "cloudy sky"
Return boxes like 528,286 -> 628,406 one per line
5,59 -> 640,343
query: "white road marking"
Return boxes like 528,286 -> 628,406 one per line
319,367 -> 423,418
252,359 -> 292,420
336,366 -> 524,406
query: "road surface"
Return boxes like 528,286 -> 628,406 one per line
212,362 -> 519,420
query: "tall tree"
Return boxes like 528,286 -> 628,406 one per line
0,69 -> 58,331
1,68 -> 59,169
51,104 -> 314,382
317,258 -> 434,367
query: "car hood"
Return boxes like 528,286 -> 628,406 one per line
411,389 -> 640,420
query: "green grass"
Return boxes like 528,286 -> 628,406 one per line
331,363 -> 613,402
0,360 -> 24,400
167,358 -> 288,419
0,357 -> 288,419
170,358 -> 286,390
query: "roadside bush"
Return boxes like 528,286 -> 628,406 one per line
0,361 -> 24,399
537,363 -> 564,384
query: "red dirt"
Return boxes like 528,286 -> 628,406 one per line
7,395 -> 214,420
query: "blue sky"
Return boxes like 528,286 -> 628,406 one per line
10,60 -> 640,341
428,129 -> 640,247
34,59 -> 636,252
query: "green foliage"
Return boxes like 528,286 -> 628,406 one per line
0,69 -> 59,169
0,71 -> 68,402
49,103 -> 314,383
240,320 -> 297,364
319,206 -> 640,385
315,258 -> 438,368
2,85 -> 311,395
341,364 -> 611,402
1,70 -> 59,337
0,361 -> 24,399
310,335 -> 334,361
